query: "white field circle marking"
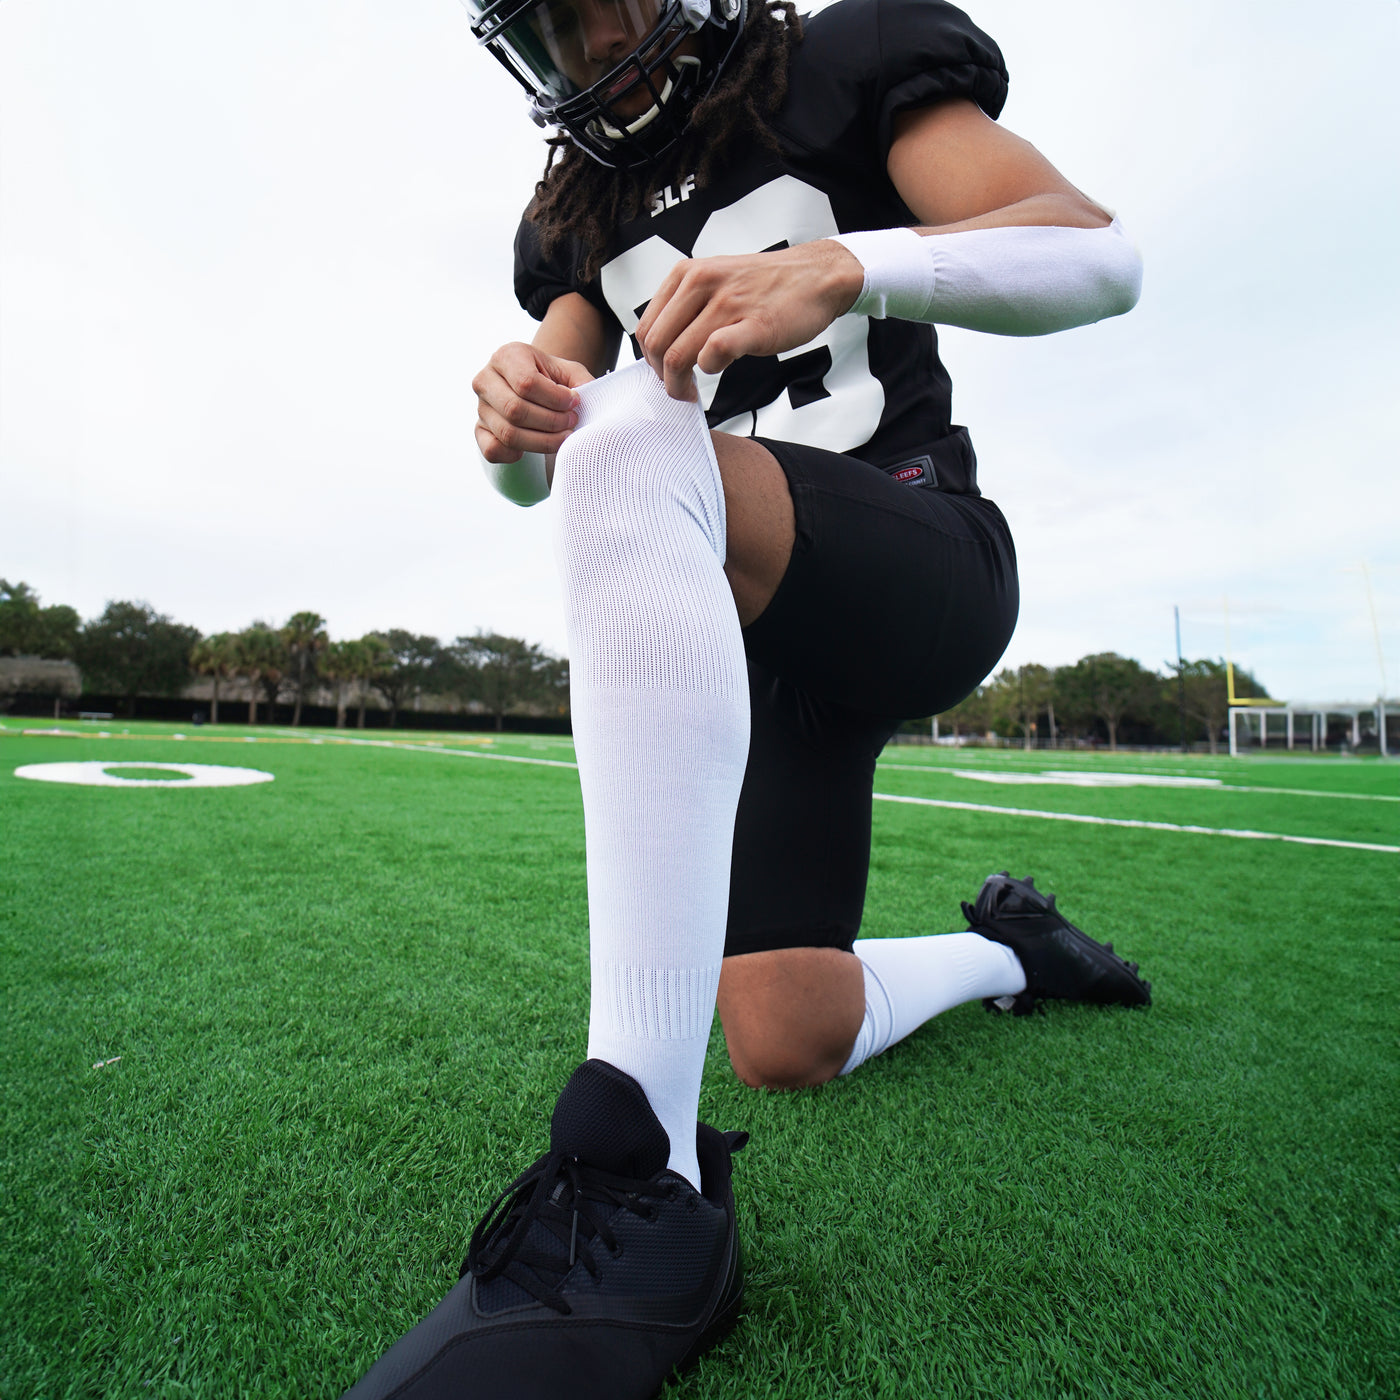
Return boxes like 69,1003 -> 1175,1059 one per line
14,761 -> 274,788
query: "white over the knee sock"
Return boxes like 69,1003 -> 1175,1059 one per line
553,360 -> 750,1191
839,933 -> 1026,1075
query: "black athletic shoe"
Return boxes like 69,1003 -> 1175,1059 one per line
339,1059 -> 749,1400
962,871 -> 1152,1016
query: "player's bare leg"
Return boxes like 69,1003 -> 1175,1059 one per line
709,430 -> 796,628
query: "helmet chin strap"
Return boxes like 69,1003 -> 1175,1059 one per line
597,54 -> 701,140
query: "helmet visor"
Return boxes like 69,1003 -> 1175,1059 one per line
475,0 -> 672,104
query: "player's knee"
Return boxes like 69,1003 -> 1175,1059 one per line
554,419 -> 656,511
552,419 -> 670,566
725,1035 -> 849,1092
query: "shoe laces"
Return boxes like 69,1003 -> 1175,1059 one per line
462,1149 -> 677,1315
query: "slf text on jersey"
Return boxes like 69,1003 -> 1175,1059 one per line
650,174 -> 697,217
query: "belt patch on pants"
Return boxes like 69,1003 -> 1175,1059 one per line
883,454 -> 938,488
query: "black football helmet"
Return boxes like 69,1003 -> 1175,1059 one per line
463,0 -> 748,170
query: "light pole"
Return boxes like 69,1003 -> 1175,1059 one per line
1175,605 -> 1187,754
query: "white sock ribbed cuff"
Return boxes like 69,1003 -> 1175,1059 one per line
592,961 -> 723,1042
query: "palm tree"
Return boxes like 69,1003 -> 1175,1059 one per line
236,625 -> 285,726
190,632 -> 240,724
282,611 -> 328,726
354,635 -> 393,728
235,630 -> 259,726
321,639 -> 358,729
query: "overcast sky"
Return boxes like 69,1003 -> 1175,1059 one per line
2,0 -> 1397,702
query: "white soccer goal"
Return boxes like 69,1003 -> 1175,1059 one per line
1228,700 -> 1393,756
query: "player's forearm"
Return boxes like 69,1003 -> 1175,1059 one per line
532,292 -> 622,380
829,210 -> 1142,338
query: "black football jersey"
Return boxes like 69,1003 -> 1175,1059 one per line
512,0 -> 1007,484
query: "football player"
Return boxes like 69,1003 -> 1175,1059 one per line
342,1 -> 1150,1395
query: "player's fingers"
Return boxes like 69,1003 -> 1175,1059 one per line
511,365 -> 579,414
635,262 -> 688,347
475,422 -> 512,462
497,387 -> 578,438
485,345 -> 580,414
658,319 -> 721,402
476,400 -> 574,459
661,365 -> 698,403
475,364 -> 579,435
695,321 -> 758,378
546,355 -> 596,391
639,275 -> 714,383
648,312 -> 716,400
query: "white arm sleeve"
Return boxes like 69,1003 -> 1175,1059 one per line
481,448 -> 551,507
830,219 -> 1142,336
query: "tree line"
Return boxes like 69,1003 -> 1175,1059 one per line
0,581 -> 568,730
3,579 -> 1272,747
933,653 -> 1270,753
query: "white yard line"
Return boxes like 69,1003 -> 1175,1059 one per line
311,733 -> 581,770
64,727 -> 1379,847
302,735 -> 1394,852
876,762 -> 1398,803
1223,784 -> 1398,803
871,793 -> 1399,854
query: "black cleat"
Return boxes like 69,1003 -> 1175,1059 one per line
962,871 -> 1152,1016
340,1059 -> 748,1400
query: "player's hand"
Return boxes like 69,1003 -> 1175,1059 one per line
635,240 -> 865,401
473,342 -> 593,463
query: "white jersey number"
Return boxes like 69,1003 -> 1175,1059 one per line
598,175 -> 887,451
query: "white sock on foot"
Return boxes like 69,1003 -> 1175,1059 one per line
838,933 -> 1026,1075
553,361 -> 750,1191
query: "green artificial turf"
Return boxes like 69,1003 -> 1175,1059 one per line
2,721 -> 1396,1398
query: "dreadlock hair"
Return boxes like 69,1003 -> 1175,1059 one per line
528,1 -> 804,283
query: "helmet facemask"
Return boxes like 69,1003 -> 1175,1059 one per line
466,0 -> 747,170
